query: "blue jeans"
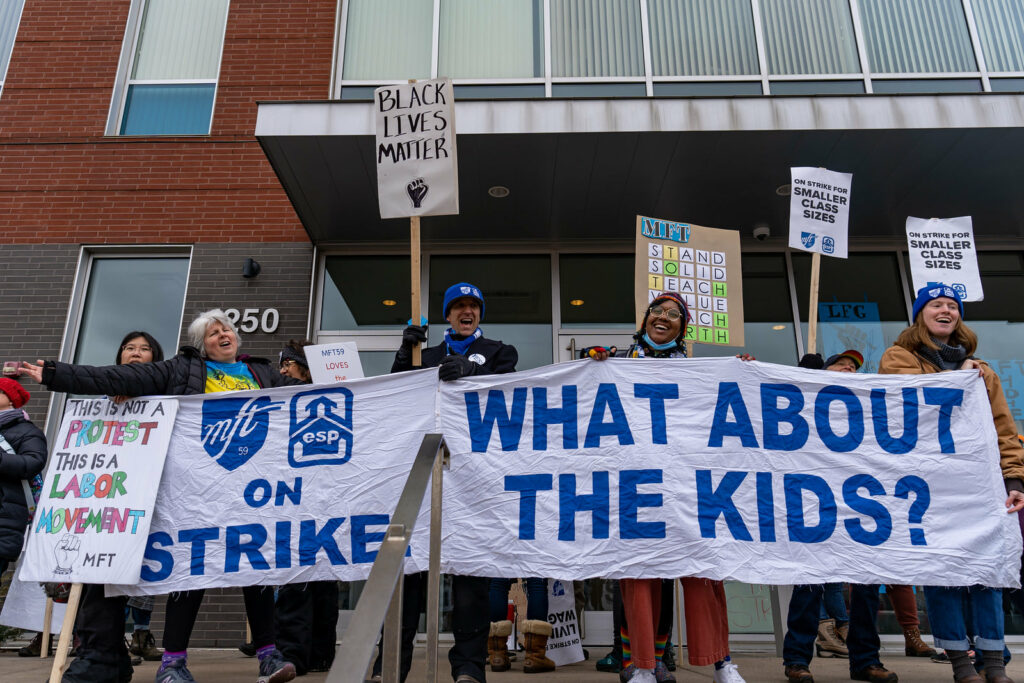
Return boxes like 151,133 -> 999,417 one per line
489,578 -> 548,621
783,584 -> 883,673
819,583 -> 849,624
924,585 -> 1004,651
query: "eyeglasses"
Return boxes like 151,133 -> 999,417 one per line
649,305 -> 683,321
122,345 -> 152,354
280,359 -> 297,370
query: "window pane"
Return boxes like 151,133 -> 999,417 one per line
0,0 -> 25,84
120,84 -> 215,135
132,0 -> 228,80
439,0 -> 543,78
793,253 -> 908,373
858,0 -> 976,73
648,0 -> 758,76
551,0 -> 643,77
320,256 -> 411,330
760,0 -> 860,75
970,0 -> 1024,72
343,0 -> 432,80
74,258 -> 189,368
560,254 -> 634,326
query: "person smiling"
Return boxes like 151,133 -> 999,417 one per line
879,284 -> 1024,683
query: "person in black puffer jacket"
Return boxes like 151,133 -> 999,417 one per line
22,309 -> 301,683
0,377 -> 47,574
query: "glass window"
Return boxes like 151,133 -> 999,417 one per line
73,257 -> 189,367
559,254 -> 634,327
648,0 -> 758,76
857,0 -> 976,73
0,0 -> 25,95
970,0 -> 1024,72
551,0 -> 643,78
871,78 -> 982,93
439,0 -> 543,78
759,0 -> 860,75
119,0 -> 228,135
429,255 -> 553,370
695,253 -> 798,365
320,255 -> 411,330
342,0 -> 432,80
770,80 -> 865,95
654,82 -> 762,97
793,252 -> 908,373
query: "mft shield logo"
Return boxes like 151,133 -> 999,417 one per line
201,396 -> 283,471
800,232 -> 817,249
289,388 -> 354,468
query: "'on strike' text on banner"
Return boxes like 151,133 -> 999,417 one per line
109,370 -> 439,595
439,358 -> 1020,587
788,167 -> 852,258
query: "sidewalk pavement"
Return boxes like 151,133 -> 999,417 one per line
2,645 -> 1018,682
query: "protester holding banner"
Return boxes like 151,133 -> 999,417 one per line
273,339 -> 340,675
0,377 -> 46,576
22,309 -> 301,683
880,284 -> 1024,683
783,348 -> 901,683
589,291 -> 746,683
382,282 -> 517,683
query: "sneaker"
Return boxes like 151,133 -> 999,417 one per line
155,659 -> 196,683
597,650 -> 623,673
632,669 -> 657,683
620,664 -> 636,682
662,646 -> 677,671
257,649 -> 297,683
713,660 -> 747,683
654,660 -> 677,682
850,665 -> 898,682
238,641 -> 257,657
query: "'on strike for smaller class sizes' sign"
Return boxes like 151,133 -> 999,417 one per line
905,216 -> 983,303
788,166 -> 852,258
375,78 -> 459,219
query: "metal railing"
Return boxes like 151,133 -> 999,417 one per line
327,433 -> 449,683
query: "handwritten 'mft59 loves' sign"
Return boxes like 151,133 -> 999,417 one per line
19,398 -> 177,585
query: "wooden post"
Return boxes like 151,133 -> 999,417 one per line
806,251 -> 822,354
411,215 -> 422,367
49,583 -> 82,683
41,597 -> 53,658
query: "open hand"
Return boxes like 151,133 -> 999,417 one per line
20,360 -> 44,383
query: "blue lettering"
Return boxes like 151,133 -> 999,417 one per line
696,470 -> 752,541
634,384 -> 678,445
466,388 -> 527,452
923,388 -> 963,454
225,523 -> 269,572
584,384 -> 634,447
275,521 -> 291,569
533,386 -> 578,450
871,388 -> 918,454
784,473 -> 836,543
755,472 -> 776,542
505,474 -> 553,540
140,531 -> 174,582
178,527 -> 219,576
558,472 -> 610,541
707,382 -> 759,448
299,517 -> 348,566
275,477 -> 302,506
619,469 -> 665,539
842,475 -> 892,546
243,479 -> 272,508
762,384 -> 808,451
814,386 -> 864,452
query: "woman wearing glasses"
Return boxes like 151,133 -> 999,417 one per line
587,292 -> 746,683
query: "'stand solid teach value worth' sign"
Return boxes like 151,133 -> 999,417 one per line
439,358 -> 1020,587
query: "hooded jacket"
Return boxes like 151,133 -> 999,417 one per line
879,344 -> 1024,486
41,346 -> 295,397
0,413 -> 47,560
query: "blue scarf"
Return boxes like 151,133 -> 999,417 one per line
445,327 -> 482,356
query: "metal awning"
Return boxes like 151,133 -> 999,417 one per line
255,94 -> 1024,245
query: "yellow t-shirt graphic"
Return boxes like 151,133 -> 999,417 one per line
204,360 -> 260,394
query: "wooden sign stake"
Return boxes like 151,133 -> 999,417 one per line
806,251 -> 822,355
48,583 -> 82,683
411,215 -> 422,367
41,597 -> 54,658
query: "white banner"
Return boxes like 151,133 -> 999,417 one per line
545,579 -> 585,666
906,216 -> 983,302
110,370 -> 439,595
305,342 -> 365,384
788,167 -> 852,258
375,78 -> 459,219
19,398 -> 177,585
439,358 -> 1021,587
0,569 -> 67,633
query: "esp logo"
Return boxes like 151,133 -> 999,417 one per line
201,396 -> 283,471
288,388 -> 354,468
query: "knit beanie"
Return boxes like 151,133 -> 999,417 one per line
911,284 -> 964,322
443,283 -> 485,320
823,349 -> 864,371
0,378 -> 30,408
279,345 -> 308,369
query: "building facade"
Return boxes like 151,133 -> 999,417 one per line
3,0 -> 1024,646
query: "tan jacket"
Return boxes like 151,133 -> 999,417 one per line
878,344 -> 1024,484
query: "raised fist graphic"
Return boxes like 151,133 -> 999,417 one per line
407,178 -> 429,208
53,533 -> 80,575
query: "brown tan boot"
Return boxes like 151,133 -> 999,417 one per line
902,626 -> 935,657
814,618 -> 848,658
521,619 -> 556,674
488,620 -> 513,672
836,622 -> 848,645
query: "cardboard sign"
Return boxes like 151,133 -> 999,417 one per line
305,342 -> 365,384
635,215 -> 745,347
19,398 -> 177,585
375,78 -> 459,219
906,216 -> 983,302
788,167 -> 852,258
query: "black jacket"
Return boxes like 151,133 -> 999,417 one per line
391,336 -> 518,375
42,346 -> 296,397
0,414 -> 47,560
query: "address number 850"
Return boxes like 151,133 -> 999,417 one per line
224,308 -> 280,334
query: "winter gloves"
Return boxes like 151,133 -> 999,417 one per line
438,354 -> 478,381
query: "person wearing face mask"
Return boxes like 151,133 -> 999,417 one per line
382,283 -> 517,683
22,310 -> 301,683
879,285 -> 1024,683
587,293 -> 746,683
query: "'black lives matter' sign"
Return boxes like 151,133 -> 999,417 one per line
374,78 -> 459,219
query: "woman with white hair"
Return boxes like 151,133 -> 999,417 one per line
23,309 -> 300,683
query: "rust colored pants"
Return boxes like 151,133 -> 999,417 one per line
680,577 -> 730,666
886,584 -> 920,629
621,578 -> 661,669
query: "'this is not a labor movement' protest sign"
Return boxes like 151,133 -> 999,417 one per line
906,216 -> 983,302
19,397 -> 177,585
788,167 -> 853,258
